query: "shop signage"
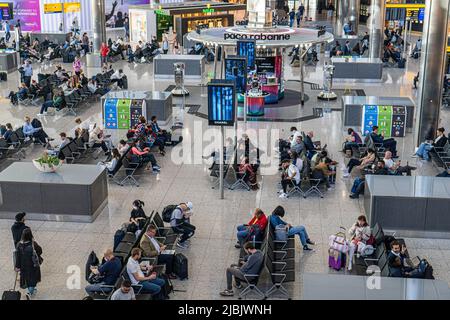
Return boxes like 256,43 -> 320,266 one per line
63,2 -> 81,13
224,32 -> 290,41
44,3 -> 63,14
235,20 -> 248,26
155,9 -> 170,16
202,8 -> 214,13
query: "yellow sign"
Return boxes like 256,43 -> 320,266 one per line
64,2 -> 81,13
386,4 -> 425,9
44,3 -> 63,13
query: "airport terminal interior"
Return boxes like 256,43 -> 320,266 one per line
1,0 -> 450,301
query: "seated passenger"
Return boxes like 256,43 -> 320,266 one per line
38,91 -> 64,115
290,151 -> 304,173
269,205 -> 315,251
343,128 -> 362,156
98,148 -> 120,174
23,116 -> 51,146
117,139 -> 130,155
85,249 -> 122,296
279,159 -> 301,198
129,200 -> 147,230
129,140 -> 160,172
219,242 -> 264,297
126,248 -> 166,298
235,208 -> 268,248
17,83 -> 29,100
110,280 -> 135,300
370,125 -> 398,157
387,241 -> 423,278
169,202 -> 196,249
110,69 -> 126,88
3,123 -> 13,143
48,132 -> 71,157
140,225 -> 177,279
343,148 -> 376,177
239,156 -> 259,190
413,127 -> 447,161
347,215 -> 371,271
349,173 -> 366,199
383,151 -> 416,176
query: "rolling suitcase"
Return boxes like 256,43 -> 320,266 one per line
173,253 -> 188,280
2,272 -> 21,300
328,249 -> 346,271
328,228 -> 348,271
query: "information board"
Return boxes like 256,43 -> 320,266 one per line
362,105 -> 407,138
207,81 -> 236,126
103,98 -> 146,129
237,40 -> 256,70
0,2 -> 13,20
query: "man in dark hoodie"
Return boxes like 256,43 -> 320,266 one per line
11,212 -> 31,247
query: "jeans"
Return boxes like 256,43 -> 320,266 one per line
27,286 -> 36,295
226,265 -> 246,290
344,141 -> 358,151
40,100 -> 54,113
6,31 -> 10,42
281,178 -> 298,193
236,225 -> 249,244
351,177 -> 364,194
85,282 -> 113,295
415,142 -> 433,160
289,19 -> 294,27
140,277 -> 165,295
287,225 -> 309,246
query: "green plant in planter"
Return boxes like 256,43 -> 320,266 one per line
35,153 -> 60,168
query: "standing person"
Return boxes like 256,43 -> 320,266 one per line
297,3 -> 305,27
162,36 -> 169,54
82,33 -> 90,54
289,8 -> 295,27
15,228 -> 42,300
5,20 -> 10,42
22,60 -> 33,88
100,42 -> 110,65
15,19 -> 21,35
72,55 -> 82,76
124,17 -> 130,41
327,1 -> 334,19
11,212 -> 31,247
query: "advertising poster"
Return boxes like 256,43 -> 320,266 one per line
104,99 -> 119,129
130,99 -> 145,128
105,0 -> 150,27
10,0 -> 41,32
117,99 -> 131,129
237,40 -> 256,70
130,9 -> 148,43
391,106 -> 407,137
208,82 -> 236,126
377,105 -> 393,138
362,105 -> 378,136
225,57 -> 247,95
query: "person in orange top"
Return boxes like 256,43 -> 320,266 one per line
235,208 -> 268,248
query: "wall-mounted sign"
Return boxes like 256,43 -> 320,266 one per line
44,3 -> 63,14
155,9 -> 170,16
362,105 -> 407,138
202,8 -> 215,14
0,2 -> 14,19
64,2 -> 81,13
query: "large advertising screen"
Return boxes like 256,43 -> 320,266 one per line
208,82 -> 236,126
225,56 -> 247,95
8,1 -> 41,32
130,9 -> 148,43
237,40 -> 256,70
0,3 -> 13,20
105,0 -> 150,28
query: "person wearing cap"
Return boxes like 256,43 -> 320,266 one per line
11,212 -> 31,247
170,202 -> 196,249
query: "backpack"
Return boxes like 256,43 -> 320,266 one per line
31,118 -> 42,129
366,234 -> 376,246
162,205 -> 178,223
423,262 -> 435,280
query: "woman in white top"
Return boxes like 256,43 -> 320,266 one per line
290,151 -> 303,173
347,215 -> 372,271
98,148 -> 120,173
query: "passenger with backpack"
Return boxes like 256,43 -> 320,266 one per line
347,215 -> 372,271
162,202 -> 196,249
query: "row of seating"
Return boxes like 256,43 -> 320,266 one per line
89,211 -> 180,300
236,219 -> 296,300
430,136 -> 450,169
0,127 -> 36,162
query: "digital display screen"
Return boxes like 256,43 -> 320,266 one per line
237,40 -> 256,70
0,3 -> 14,20
225,57 -> 247,95
208,82 -> 235,126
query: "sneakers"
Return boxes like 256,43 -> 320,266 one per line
303,245 -> 313,251
25,292 -> 31,300
152,165 -> 161,172
349,193 -> 359,199
176,241 -> 188,249
234,243 -> 241,249
306,239 -> 315,245
279,193 -> 288,198
342,172 -> 350,178
219,289 -> 234,297
234,283 -> 243,289
277,189 -> 284,194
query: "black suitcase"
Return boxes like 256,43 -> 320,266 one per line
122,76 -> 128,89
0,72 -> 7,81
397,58 -> 406,69
173,253 -> 188,280
2,272 -> 21,300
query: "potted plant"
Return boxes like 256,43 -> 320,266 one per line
32,153 -> 62,173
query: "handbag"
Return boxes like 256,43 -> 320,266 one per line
31,241 -> 43,267
275,224 -> 288,241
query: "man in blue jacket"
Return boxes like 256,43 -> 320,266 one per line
370,125 -> 398,157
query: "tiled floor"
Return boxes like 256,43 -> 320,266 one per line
1,18 -> 450,300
